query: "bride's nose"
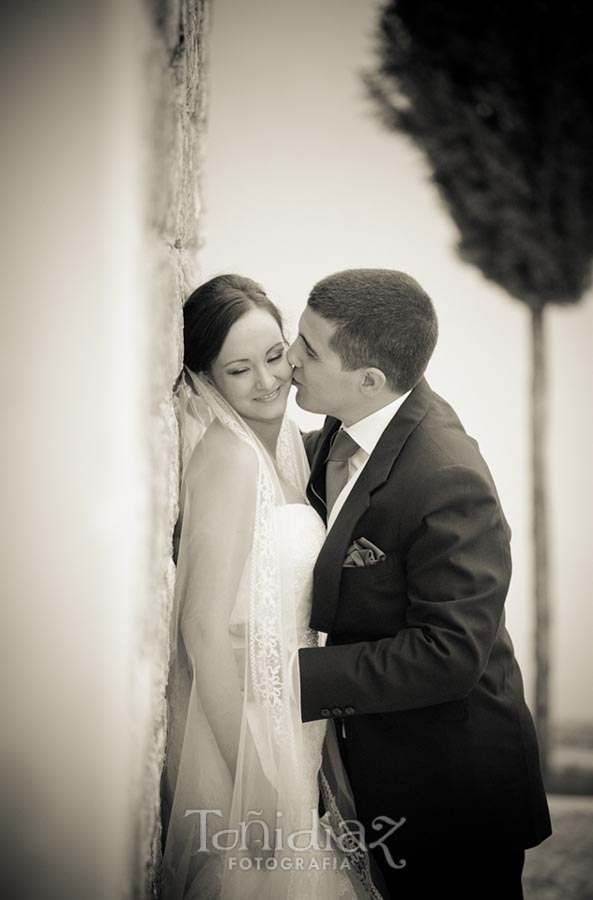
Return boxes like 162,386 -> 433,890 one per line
255,366 -> 276,391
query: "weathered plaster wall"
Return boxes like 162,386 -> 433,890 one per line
0,2 -> 209,899
134,2 -> 210,897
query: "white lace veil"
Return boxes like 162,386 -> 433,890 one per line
160,368 -> 385,900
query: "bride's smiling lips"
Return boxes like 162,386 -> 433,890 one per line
254,385 -> 283,402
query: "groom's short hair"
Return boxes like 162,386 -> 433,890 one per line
308,269 -> 438,394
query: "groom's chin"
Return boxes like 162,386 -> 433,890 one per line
294,393 -> 308,411
292,385 -> 314,412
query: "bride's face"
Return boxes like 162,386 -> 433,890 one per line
209,307 -> 292,425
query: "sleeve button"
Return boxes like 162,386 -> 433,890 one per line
331,707 -> 343,717
345,706 -> 355,715
320,708 -> 331,717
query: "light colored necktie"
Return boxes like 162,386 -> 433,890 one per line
325,429 -> 359,514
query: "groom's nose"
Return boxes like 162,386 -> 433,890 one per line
286,341 -> 301,367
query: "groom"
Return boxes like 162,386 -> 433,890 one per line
287,269 -> 551,900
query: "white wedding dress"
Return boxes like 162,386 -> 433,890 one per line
160,370 -> 382,900
226,502 -> 358,900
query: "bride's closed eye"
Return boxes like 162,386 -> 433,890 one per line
228,349 -> 285,376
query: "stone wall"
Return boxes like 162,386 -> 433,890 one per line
132,2 -> 210,897
1,2 -> 209,898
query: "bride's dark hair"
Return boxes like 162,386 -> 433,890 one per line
183,274 -> 285,373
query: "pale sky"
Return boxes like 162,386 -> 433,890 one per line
200,0 -> 593,721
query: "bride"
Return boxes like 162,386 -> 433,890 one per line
160,275 -> 384,900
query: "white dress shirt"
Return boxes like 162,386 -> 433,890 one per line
327,391 -> 412,532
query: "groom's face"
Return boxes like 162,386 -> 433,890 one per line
287,306 -> 362,422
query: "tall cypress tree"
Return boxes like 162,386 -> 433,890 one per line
366,0 -> 593,777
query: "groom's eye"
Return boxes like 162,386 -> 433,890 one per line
297,333 -> 317,359
268,352 -> 284,363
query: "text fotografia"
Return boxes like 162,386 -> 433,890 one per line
184,807 -> 407,869
228,854 -> 351,872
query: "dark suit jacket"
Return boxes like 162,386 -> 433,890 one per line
299,378 -> 551,856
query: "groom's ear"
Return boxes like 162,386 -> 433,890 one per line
360,367 -> 387,396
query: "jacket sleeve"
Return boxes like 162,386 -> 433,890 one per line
298,464 -> 512,722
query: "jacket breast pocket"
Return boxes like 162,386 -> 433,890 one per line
337,553 -> 407,636
341,550 -> 398,579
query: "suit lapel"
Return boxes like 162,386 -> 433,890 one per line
306,417 -> 340,521
309,378 -> 433,633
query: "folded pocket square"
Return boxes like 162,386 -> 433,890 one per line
343,537 -> 386,568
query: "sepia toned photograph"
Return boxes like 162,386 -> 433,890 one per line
1,1 -> 592,899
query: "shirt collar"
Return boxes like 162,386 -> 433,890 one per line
343,390 -> 412,457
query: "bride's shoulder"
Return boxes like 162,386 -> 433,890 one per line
184,418 -> 258,486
